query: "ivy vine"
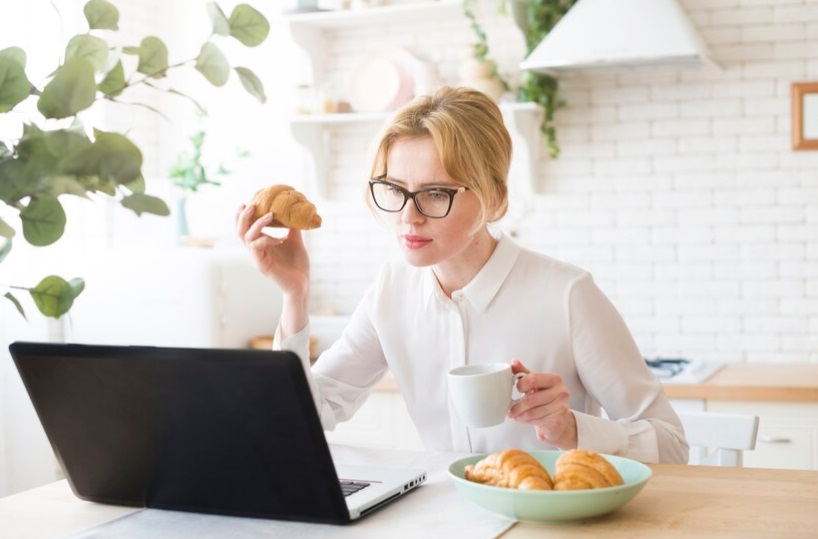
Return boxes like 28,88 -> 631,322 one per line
463,0 -> 578,158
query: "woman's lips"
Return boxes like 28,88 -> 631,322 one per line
402,234 -> 432,250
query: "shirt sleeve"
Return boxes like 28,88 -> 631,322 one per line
274,284 -> 390,432
568,273 -> 689,464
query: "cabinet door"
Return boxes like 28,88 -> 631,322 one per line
747,425 -> 817,470
707,401 -> 818,470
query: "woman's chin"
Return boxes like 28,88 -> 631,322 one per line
401,249 -> 436,268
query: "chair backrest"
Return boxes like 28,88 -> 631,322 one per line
678,411 -> 760,467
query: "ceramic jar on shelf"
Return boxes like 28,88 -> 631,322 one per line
457,44 -> 505,103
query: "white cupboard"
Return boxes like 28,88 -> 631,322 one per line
283,1 -> 543,200
707,401 -> 818,471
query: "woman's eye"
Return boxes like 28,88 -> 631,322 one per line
386,185 -> 403,196
426,190 -> 448,201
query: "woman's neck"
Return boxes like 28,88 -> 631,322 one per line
433,228 -> 499,297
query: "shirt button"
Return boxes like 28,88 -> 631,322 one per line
453,291 -> 464,301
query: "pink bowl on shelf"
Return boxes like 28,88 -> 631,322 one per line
348,48 -> 418,113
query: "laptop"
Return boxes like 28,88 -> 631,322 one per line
8,341 -> 426,524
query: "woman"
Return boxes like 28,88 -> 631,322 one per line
236,86 -> 688,464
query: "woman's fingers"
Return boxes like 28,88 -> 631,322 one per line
516,371 -> 563,395
245,212 -> 274,243
512,386 -> 570,420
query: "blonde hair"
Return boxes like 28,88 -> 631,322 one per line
369,86 -> 511,224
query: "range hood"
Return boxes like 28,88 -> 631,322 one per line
520,0 -> 720,73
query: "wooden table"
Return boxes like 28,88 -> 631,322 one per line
2,451 -> 817,538
506,464 -> 818,538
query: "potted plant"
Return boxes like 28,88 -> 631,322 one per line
0,0 -> 269,319
463,0 -> 578,158
169,120 -> 248,246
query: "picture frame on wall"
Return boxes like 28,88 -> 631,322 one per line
791,82 -> 818,150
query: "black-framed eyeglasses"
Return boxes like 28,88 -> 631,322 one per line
368,177 -> 468,219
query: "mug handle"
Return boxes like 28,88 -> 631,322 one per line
511,372 -> 526,404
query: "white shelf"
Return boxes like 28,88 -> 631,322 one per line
285,0 -> 544,200
285,1 -> 463,30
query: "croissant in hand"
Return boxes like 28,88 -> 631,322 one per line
464,449 -> 553,490
252,184 -> 322,230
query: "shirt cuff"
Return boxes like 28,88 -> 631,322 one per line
273,321 -> 311,368
573,411 -> 660,463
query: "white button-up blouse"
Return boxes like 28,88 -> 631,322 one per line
277,233 -> 689,464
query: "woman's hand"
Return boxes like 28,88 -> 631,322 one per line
235,204 -> 310,294
508,359 -> 578,449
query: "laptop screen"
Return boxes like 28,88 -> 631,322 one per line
10,342 -> 352,523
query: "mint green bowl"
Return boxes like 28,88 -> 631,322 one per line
448,450 -> 652,523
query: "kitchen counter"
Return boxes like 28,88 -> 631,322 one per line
663,364 -> 818,403
372,364 -> 818,403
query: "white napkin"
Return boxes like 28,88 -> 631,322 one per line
68,448 -> 514,539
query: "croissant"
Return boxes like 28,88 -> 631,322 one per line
251,184 -> 322,230
464,449 -> 552,490
553,449 -> 624,490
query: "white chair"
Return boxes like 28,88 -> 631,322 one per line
678,411 -> 760,467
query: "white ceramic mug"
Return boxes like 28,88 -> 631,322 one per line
447,363 -> 524,428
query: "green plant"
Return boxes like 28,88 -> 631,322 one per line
0,0 -> 270,319
464,0 -> 578,158
170,127 -> 246,193
463,0 -> 511,95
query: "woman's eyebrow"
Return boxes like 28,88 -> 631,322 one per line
383,176 -> 458,189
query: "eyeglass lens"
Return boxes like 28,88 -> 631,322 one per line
371,182 -> 453,218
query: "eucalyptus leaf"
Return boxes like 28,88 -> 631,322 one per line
228,4 -> 270,47
30,275 -> 81,318
0,46 -> 26,68
65,34 -> 110,72
195,43 -> 229,87
123,174 -> 146,194
120,193 -> 171,216
98,59 -> 125,96
37,58 -> 97,119
234,66 -> 266,103
0,55 -> 32,113
0,159 -> 29,204
44,129 -> 94,162
93,177 -> 117,196
4,291 -> 26,320
84,0 -> 120,30
20,196 -> 66,247
207,2 -> 231,36
0,237 -> 10,260
69,277 -> 86,298
0,221 -> 13,240
93,131 -> 143,184
136,36 -> 169,78
49,176 -> 93,198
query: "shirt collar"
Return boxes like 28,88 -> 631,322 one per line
421,232 -> 521,313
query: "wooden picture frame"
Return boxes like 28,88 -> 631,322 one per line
792,82 -> 818,150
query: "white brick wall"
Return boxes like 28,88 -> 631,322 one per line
297,0 -> 818,364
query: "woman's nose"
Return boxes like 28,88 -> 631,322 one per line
400,198 -> 425,224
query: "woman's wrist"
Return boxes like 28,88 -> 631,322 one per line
279,286 -> 310,339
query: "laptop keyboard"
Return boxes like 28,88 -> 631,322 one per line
339,480 -> 371,497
